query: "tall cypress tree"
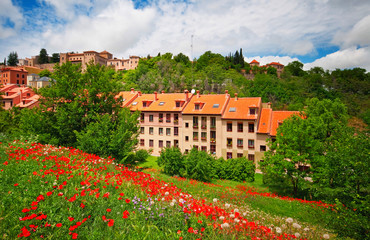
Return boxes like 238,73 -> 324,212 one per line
240,48 -> 245,68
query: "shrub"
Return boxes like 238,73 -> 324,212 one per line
184,148 -> 214,182
157,147 -> 184,176
214,157 -> 255,182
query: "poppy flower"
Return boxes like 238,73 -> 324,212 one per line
56,223 -> 62,227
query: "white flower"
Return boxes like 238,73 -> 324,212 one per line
294,232 -> 300,238
170,202 -> 174,206
150,200 -> 154,205
242,220 -> 247,224
225,203 -> 230,208
234,208 -> 239,213
161,197 -> 165,201
213,198 -> 218,203
304,227 -> 310,231
221,223 -> 230,229
165,192 -> 169,196
275,227 -> 282,234
147,207 -> 151,211
323,234 -> 330,239
219,216 -> 225,220
229,214 -> 235,218
286,217 -> 293,223
292,223 -> 301,229
234,218 -> 240,223
179,198 -> 184,203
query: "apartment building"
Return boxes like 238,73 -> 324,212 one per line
60,51 -> 112,71
181,90 -> 230,156
129,90 -> 192,156
0,68 -> 28,85
0,84 -> 39,110
107,56 -> 140,71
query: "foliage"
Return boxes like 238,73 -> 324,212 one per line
38,48 -> 49,64
157,147 -> 185,176
39,69 -> 52,78
51,53 -> 60,63
7,51 -> 18,66
184,148 -> 215,182
19,62 -> 138,162
121,149 -> 150,167
213,157 -> 255,182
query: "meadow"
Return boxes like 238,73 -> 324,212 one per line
0,140 -> 354,239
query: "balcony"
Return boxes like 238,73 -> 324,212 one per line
237,144 -> 243,148
201,125 -> 207,129
174,119 -> 179,125
210,125 -> 216,130
193,137 -> 199,141
201,137 -> 207,141
227,143 -> 232,148
210,138 -> 216,144
193,125 -> 199,129
159,118 -> 163,122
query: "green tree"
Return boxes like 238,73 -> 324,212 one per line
38,48 -> 49,64
157,147 -> 185,176
285,61 -> 306,77
51,53 -> 60,63
39,69 -> 52,78
7,51 -> 18,66
184,148 -> 214,182
174,53 -> 190,66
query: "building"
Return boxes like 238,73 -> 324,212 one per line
249,60 -> 285,77
29,76 -> 53,89
123,90 -> 299,167
27,73 -> 40,87
0,84 -> 39,110
107,56 -> 140,71
128,90 -> 193,156
0,68 -> 28,86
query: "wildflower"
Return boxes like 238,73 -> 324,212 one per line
80,203 -> 85,208
68,217 -> 74,221
304,227 -> 310,231
165,192 -> 169,196
229,214 -> 235,218
219,216 -> 225,220
72,233 -> 78,239
294,233 -> 300,238
108,219 -> 114,227
323,234 -> 330,239
56,223 -> 62,227
122,210 -> 130,219
225,203 -> 230,208
275,227 -> 282,234
213,198 -> 217,203
125,199 -> 130,203
221,223 -> 230,229
188,227 -> 194,233
286,217 -> 293,223
292,223 -> 301,229
106,208 -> 112,212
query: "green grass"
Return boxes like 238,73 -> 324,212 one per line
139,155 -> 161,169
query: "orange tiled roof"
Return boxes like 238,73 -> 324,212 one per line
268,62 -> 284,66
129,92 -> 192,112
222,97 -> 261,120
257,108 -> 272,134
270,111 -> 300,136
182,93 -> 230,115
115,90 -> 139,107
250,59 -> 259,64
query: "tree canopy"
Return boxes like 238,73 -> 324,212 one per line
7,51 -> 18,66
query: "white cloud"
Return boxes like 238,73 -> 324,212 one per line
333,14 -> 370,48
304,47 -> 370,71
40,0 -> 95,20
244,56 -> 299,66
0,0 -> 23,39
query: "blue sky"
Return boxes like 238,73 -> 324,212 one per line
1,0 -> 370,71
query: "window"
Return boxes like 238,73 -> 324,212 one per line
140,127 -> 144,134
237,139 -> 243,147
210,145 -> 216,154
140,139 -> 144,146
166,128 -> 171,136
210,131 -> 216,143
140,113 -> 144,122
149,140 -> 154,147
185,136 -> 189,141
159,140 -> 163,148
174,140 -> 179,148
227,122 -> 232,132
149,115 -> 154,122
22,74 -> 25,78
195,104 -> 200,110
212,104 -> 219,108
159,102 -> 165,106
159,113 -> 163,122
201,146 -> 207,152
248,154 -> 255,162
166,141 -> 171,148
248,139 -> 255,149
149,127 -> 154,135
237,153 -> 243,158
185,149 -> 189,154
174,114 -> 179,124
250,108 -> 256,115
201,117 -> 207,129
193,145 -> 198,150
193,132 -> 199,140
227,152 -> 233,159
227,138 -> 232,147
210,117 -> 216,128
260,145 -> 266,151
174,127 -> 179,136
159,128 -> 163,135
237,123 -> 243,132
17,74 -> 19,77
193,117 -> 198,128
185,122 -> 189,128
201,132 -> 207,140
229,107 -> 236,112
248,123 -> 254,133
143,102 -> 147,107
175,101 -> 181,107
166,113 -> 171,123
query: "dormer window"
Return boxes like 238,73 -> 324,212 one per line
249,108 -> 256,115
194,102 -> 204,110
195,104 -> 200,110
143,102 -> 147,107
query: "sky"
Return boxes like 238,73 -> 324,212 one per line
1,0 -> 370,71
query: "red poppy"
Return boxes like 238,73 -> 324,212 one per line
125,199 -> 130,203
68,217 -> 74,221
72,233 -> 78,239
56,223 -> 62,227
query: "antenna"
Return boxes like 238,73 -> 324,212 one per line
191,35 -> 194,86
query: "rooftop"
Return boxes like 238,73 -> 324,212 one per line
222,96 -> 261,120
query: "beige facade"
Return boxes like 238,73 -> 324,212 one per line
107,56 -> 140,71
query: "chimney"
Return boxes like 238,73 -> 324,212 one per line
225,90 -> 229,98
138,91 -> 142,96
196,90 -> 200,98
130,88 -> 134,93
161,90 -> 165,94
184,90 -> 189,101
267,102 -> 271,108
234,93 -> 238,101
154,91 -> 158,101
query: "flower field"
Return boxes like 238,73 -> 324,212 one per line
1,141 -> 335,239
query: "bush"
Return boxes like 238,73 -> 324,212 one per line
157,147 -> 184,176
214,157 -> 255,182
122,149 -> 150,167
184,148 -> 214,182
